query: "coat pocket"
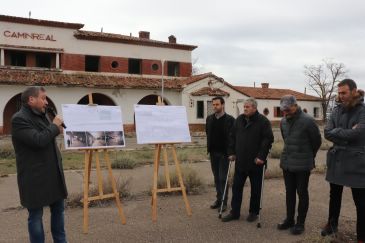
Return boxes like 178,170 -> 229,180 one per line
341,150 -> 365,174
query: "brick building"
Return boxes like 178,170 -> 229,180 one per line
0,14 -> 322,135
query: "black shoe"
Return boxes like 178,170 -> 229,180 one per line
246,213 -> 258,222
321,223 -> 338,236
221,213 -> 239,222
290,224 -> 305,235
210,200 -> 220,209
277,219 -> 295,230
218,204 -> 227,212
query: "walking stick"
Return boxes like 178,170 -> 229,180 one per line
218,159 -> 233,219
257,164 -> 266,228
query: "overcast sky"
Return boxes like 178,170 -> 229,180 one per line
2,0 -> 365,94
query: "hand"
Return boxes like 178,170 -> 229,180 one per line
352,124 -> 358,129
255,158 -> 265,165
228,155 -> 236,161
53,115 -> 64,127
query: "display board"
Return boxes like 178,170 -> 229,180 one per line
62,104 -> 125,149
134,105 -> 191,144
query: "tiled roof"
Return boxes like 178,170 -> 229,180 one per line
190,87 -> 230,96
74,30 -> 197,51
182,72 -> 320,101
0,69 -> 321,102
234,86 -> 320,101
0,68 -> 184,90
0,14 -> 84,29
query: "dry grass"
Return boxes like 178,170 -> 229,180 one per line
112,155 -> 138,169
0,144 -> 15,159
157,166 -> 206,195
270,141 -> 284,159
66,176 -> 131,208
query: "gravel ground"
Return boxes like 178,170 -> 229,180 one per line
0,149 -> 358,243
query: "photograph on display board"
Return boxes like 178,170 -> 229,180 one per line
62,104 -> 126,149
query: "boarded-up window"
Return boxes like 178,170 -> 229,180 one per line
197,101 -> 204,119
313,107 -> 319,118
85,55 -> 100,72
274,107 -> 283,117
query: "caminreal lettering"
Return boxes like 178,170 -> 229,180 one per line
3,30 -> 56,41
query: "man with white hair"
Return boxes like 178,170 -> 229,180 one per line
222,98 -> 274,223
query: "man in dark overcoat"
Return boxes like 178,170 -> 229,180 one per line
222,98 -> 274,223
11,86 -> 67,243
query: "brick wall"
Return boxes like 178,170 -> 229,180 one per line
61,53 -> 85,71
189,123 -> 205,132
180,62 -> 192,77
142,59 -> 162,75
26,52 -> 36,67
123,124 -> 135,133
60,53 -> 191,77
99,56 -> 128,73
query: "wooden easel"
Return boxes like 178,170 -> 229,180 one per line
151,97 -> 192,221
82,93 -> 126,233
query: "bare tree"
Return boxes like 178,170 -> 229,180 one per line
304,59 -> 347,121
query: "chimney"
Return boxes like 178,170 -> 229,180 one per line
261,83 -> 269,89
168,35 -> 176,44
139,31 -> 150,39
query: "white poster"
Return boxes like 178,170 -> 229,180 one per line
62,104 -> 125,149
134,105 -> 191,144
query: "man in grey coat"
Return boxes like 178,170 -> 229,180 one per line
11,87 -> 67,243
278,95 -> 322,235
322,79 -> 365,243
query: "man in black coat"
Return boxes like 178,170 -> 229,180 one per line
11,86 -> 67,243
222,98 -> 274,223
322,79 -> 365,243
277,95 -> 321,235
206,97 -> 235,211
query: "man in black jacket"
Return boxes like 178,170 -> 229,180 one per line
11,87 -> 67,243
322,79 -> 365,243
206,97 -> 235,211
278,95 -> 321,235
222,98 -> 274,222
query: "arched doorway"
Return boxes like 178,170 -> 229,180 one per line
137,94 -> 169,105
3,93 -> 57,134
78,93 -> 116,106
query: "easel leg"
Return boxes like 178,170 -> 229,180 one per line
83,150 -> 92,234
104,150 -> 126,224
163,145 -> 171,189
152,144 -> 161,222
171,145 -> 192,216
95,151 -> 104,197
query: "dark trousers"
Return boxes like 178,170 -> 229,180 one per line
27,199 -> 67,243
283,170 -> 310,224
210,152 -> 230,204
327,183 -> 365,241
230,166 -> 264,216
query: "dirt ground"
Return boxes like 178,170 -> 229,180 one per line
0,149 -> 359,243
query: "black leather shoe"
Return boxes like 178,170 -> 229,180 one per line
221,213 -> 239,222
246,213 -> 258,222
210,200 -> 220,209
218,204 -> 227,212
321,223 -> 338,236
290,224 -> 305,235
277,219 -> 295,230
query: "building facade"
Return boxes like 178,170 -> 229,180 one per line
0,15 -> 322,135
